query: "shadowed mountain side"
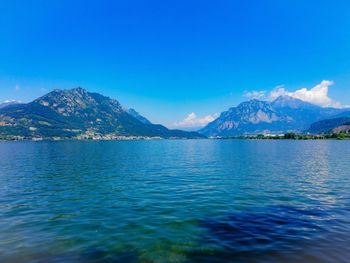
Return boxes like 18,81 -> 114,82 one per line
307,117 -> 350,134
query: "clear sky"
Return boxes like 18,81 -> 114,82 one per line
1,0 -> 350,129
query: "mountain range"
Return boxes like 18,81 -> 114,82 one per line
1,88 -> 349,139
199,96 -> 349,136
0,88 -> 203,139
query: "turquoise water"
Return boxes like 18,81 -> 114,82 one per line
0,140 -> 350,262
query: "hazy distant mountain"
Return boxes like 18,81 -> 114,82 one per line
307,109 -> 350,134
330,110 -> 350,119
199,96 -> 345,136
0,101 -> 22,109
127,108 -> 152,124
0,88 -> 203,139
307,117 -> 350,134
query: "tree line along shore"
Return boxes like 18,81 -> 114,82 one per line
1,131 -> 350,141
213,132 -> 350,140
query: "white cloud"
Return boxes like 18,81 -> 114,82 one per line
15,85 -> 20,91
244,80 -> 346,108
268,80 -> 343,108
244,90 -> 266,100
173,112 -> 218,128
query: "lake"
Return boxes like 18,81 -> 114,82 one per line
0,140 -> 350,262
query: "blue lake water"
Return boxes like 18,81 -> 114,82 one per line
0,140 -> 350,262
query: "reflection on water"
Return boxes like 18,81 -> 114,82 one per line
0,140 -> 350,262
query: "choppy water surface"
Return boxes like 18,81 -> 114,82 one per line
0,140 -> 350,262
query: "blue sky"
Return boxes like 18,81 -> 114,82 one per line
1,0 -> 350,129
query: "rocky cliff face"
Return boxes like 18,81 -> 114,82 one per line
199,99 -> 292,136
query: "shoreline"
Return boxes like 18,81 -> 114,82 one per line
1,135 -> 350,142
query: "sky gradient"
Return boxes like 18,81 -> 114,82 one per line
1,0 -> 350,129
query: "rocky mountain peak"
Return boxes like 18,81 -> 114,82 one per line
237,99 -> 273,111
33,87 -> 124,117
234,99 -> 279,124
272,95 -> 318,109
71,87 -> 87,94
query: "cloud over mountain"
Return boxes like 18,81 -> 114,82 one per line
174,112 -> 218,128
269,80 -> 342,108
244,80 -> 346,108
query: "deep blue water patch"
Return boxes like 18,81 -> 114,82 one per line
196,205 -> 350,262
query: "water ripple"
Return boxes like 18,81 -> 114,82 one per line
0,140 -> 350,262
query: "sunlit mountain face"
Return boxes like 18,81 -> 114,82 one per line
0,87 -> 204,139
199,96 -> 346,136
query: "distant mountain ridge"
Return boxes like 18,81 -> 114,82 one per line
0,101 -> 22,109
199,96 -> 346,136
307,108 -> 350,134
0,88 -> 203,139
307,117 -> 350,134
